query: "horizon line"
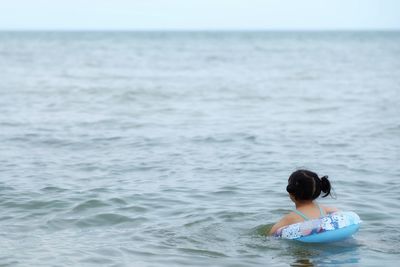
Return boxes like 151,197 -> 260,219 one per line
0,28 -> 400,33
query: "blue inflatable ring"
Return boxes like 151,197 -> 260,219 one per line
274,211 -> 361,243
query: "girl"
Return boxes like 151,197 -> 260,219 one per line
269,169 -> 338,235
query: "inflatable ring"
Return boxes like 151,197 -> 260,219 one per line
274,211 -> 361,243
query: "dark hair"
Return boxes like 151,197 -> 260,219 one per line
286,169 -> 332,200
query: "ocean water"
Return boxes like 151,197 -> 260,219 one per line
0,31 -> 399,266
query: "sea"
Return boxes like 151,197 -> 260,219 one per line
0,31 -> 399,266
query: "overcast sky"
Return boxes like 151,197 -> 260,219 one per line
1,0 -> 399,30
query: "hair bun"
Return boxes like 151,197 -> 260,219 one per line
320,175 -> 331,197
286,184 -> 295,194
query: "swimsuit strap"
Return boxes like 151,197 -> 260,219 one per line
293,209 -> 310,221
293,203 -> 325,221
317,203 -> 325,217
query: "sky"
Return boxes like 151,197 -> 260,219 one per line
0,0 -> 399,30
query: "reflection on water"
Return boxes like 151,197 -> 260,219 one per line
286,239 -> 361,266
291,258 -> 314,267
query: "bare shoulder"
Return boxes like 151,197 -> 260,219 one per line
321,205 -> 339,214
268,212 -> 298,235
285,211 -> 300,221
279,212 -> 300,225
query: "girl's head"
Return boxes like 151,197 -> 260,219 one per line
286,169 -> 332,201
